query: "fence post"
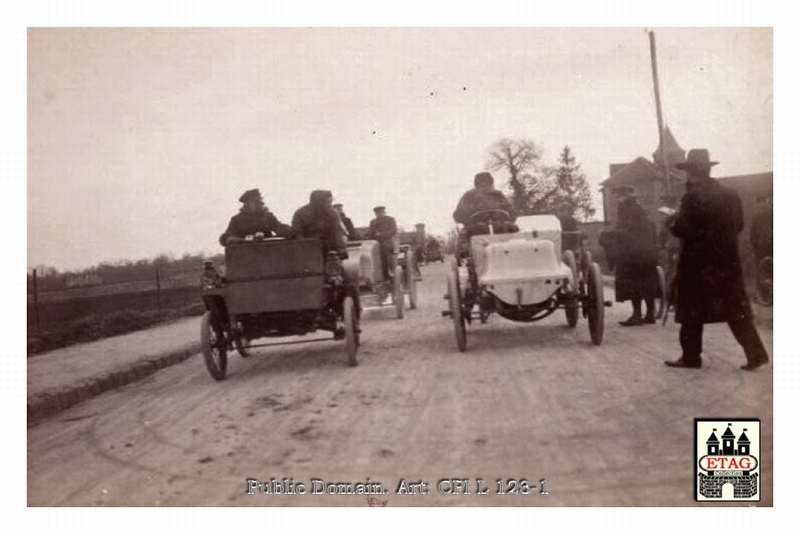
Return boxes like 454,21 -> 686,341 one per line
156,267 -> 162,314
32,268 -> 42,338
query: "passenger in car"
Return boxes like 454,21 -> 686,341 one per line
219,188 -> 293,246
292,190 -> 348,259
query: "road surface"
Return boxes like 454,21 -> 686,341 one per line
27,261 -> 772,506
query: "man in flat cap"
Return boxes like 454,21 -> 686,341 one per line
612,185 -> 659,326
219,188 -> 292,246
367,206 -> 398,281
292,190 -> 348,259
333,202 -> 359,242
665,149 -> 769,370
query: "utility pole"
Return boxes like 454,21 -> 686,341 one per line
649,30 -> 674,204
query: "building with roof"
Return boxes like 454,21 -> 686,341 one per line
598,128 -> 772,276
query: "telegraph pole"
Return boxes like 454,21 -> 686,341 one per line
649,30 -> 674,204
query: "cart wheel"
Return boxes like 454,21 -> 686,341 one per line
655,265 -> 667,319
447,261 -> 467,351
234,337 -> 250,357
406,256 -> 418,310
756,256 -> 773,306
344,296 -> 359,366
201,310 -> 228,380
587,263 -> 605,345
563,250 -> 579,327
394,265 -> 404,319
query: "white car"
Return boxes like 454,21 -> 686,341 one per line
442,210 -> 606,351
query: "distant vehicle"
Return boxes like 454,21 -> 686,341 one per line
422,239 -> 444,264
442,211 -> 608,351
343,236 -> 417,319
199,236 -> 359,380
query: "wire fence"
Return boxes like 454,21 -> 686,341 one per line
27,266 -> 206,338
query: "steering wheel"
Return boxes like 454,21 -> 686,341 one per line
467,209 -> 512,225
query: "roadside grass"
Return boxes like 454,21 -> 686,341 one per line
28,302 -> 205,356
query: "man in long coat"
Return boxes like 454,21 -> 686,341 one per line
664,149 -> 769,370
613,186 -> 660,326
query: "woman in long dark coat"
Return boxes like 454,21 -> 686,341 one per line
613,187 -> 660,325
664,149 -> 769,370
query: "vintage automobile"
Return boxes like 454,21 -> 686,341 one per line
343,237 -> 417,319
442,210 -> 608,350
422,238 -> 445,264
199,236 -> 360,380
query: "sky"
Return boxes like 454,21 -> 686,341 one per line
27,27 -> 772,272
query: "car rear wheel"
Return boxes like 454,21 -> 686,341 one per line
563,250 -> 579,328
587,263 -> 605,345
447,262 -> 467,351
406,255 -> 418,310
394,265 -> 404,319
201,311 -> 228,380
344,296 -> 359,366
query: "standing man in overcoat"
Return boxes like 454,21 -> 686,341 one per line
664,149 -> 769,370
613,185 -> 660,326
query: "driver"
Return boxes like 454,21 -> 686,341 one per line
219,188 -> 293,246
453,172 -> 517,239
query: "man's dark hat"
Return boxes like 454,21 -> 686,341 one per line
675,148 -> 718,170
373,205 -> 386,212
238,188 -> 262,203
474,171 -> 494,186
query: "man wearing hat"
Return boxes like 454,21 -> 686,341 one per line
219,188 -> 293,246
453,172 -> 516,230
333,203 -> 358,242
452,172 -> 517,257
665,149 -> 769,370
367,206 -> 398,281
612,185 -> 660,326
292,190 -> 348,259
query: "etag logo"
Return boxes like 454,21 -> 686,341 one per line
695,419 -> 760,501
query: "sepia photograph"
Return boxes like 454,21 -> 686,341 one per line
11,1 -> 796,528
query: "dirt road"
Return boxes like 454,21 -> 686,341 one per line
27,262 -> 772,506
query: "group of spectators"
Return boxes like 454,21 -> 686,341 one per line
600,148 -> 770,371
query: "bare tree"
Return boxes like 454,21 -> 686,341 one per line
486,138 -> 543,214
486,139 -> 594,220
